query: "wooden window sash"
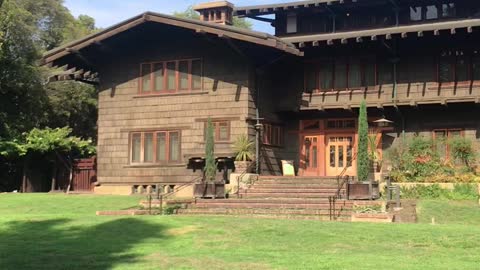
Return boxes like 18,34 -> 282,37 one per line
139,58 -> 202,95
130,130 -> 181,164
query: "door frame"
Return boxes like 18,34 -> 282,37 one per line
324,133 -> 357,177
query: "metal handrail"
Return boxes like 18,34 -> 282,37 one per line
236,161 -> 257,198
329,151 -> 359,220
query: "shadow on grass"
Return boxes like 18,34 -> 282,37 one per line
0,218 -> 167,270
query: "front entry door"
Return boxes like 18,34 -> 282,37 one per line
303,136 -> 320,176
326,135 -> 355,176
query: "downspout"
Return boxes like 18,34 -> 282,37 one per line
255,70 -> 261,175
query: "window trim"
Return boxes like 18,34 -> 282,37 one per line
129,130 -> 182,165
263,123 -> 284,147
204,121 -> 231,142
305,57 -> 378,92
139,58 -> 203,95
437,51 -> 480,84
432,128 -> 463,161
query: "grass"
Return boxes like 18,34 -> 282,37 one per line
0,194 -> 479,270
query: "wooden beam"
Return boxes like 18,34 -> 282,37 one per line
386,34 -> 392,40
298,42 -> 305,48
371,35 -> 377,41
450,28 -> 456,35
341,38 -> 348,44
312,40 -> 320,47
434,29 -> 440,36
401,32 -> 407,38
356,37 -> 363,43
468,26 -> 473,33
417,31 -> 423,37
327,39 -> 334,45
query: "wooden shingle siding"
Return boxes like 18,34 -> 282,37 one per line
96,37 -> 253,185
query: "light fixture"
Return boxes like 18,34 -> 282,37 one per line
373,117 -> 394,128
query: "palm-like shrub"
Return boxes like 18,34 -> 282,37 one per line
233,134 -> 254,161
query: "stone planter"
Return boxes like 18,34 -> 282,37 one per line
348,181 -> 380,200
194,182 -> 226,199
234,160 -> 252,173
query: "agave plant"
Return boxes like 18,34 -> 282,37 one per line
233,134 -> 255,161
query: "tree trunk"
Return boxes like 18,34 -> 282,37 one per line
66,166 -> 73,194
22,158 -> 28,193
50,160 -> 57,192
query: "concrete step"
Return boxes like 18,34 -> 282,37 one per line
252,184 -> 340,189
178,208 -> 351,216
256,179 -> 339,185
196,198 -> 351,204
242,192 -> 339,199
194,202 -> 352,210
176,211 -> 352,221
247,188 -> 339,193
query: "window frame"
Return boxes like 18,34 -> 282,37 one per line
129,130 -> 182,165
305,57 -> 378,93
139,58 -> 203,95
204,121 -> 231,142
432,128 -> 463,161
437,50 -> 479,84
263,123 -> 284,147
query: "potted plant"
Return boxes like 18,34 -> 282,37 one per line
348,100 -> 379,200
232,134 -> 255,173
194,118 -> 225,199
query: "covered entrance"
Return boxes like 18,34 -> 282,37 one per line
299,119 -> 358,177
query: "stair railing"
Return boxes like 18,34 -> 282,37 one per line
329,151 -> 358,221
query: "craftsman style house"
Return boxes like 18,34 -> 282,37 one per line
43,0 -> 480,195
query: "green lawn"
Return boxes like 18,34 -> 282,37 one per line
0,194 -> 479,270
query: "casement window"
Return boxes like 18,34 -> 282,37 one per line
204,121 -> 230,142
305,58 -> 376,92
433,129 -> 462,161
286,13 -> 297,34
139,59 -> 202,94
409,3 -> 455,22
438,50 -> 480,83
326,120 -> 355,129
130,131 -> 181,164
263,123 -> 284,146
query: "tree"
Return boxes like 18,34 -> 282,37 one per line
357,100 -> 369,182
173,6 -> 253,30
204,118 -> 217,182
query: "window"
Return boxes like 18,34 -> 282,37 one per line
409,3 -> 455,22
438,50 -> 474,83
286,13 -> 297,34
130,131 -> 181,164
263,123 -> 284,146
305,58 -> 377,92
327,120 -> 355,129
140,59 -> 202,94
433,129 -> 462,161
204,121 -> 230,142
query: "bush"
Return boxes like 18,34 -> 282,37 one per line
449,137 -> 476,170
400,184 -> 479,200
163,204 -> 182,215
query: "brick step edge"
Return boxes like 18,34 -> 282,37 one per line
178,208 -> 351,215
193,203 -> 354,209
247,189 -> 340,193
175,213 -> 351,221
195,199 -> 353,204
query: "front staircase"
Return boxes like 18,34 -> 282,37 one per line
176,176 -> 353,221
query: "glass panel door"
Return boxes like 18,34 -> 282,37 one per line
326,135 -> 355,176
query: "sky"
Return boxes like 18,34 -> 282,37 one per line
64,0 -> 291,34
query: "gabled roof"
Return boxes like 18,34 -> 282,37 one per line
41,11 -> 302,66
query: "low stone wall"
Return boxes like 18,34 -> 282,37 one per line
226,173 -> 259,195
380,182 -> 480,192
94,184 -> 194,198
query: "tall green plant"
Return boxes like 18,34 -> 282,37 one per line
449,137 -> 476,169
204,118 -> 216,182
357,100 -> 369,182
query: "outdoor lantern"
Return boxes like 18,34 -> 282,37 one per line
373,117 -> 394,128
